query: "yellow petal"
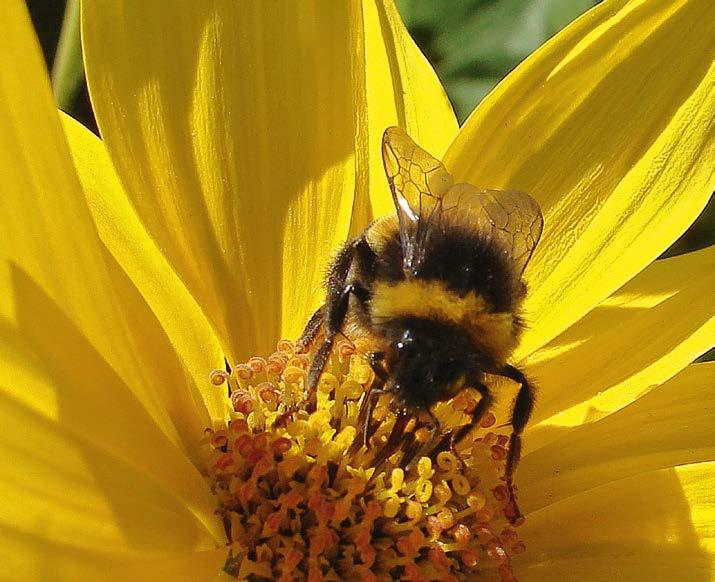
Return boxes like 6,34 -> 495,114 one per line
3,0 -> 222,468
0,529 -> 226,582
348,0 -> 458,232
0,376 -> 223,565
445,0 -> 715,355
0,0 -> 223,546
61,114 -> 227,426
519,363 -> 714,514
525,246 -> 714,431
81,1 -> 456,359
516,462 -> 715,580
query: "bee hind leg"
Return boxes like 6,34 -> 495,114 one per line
500,364 -> 535,524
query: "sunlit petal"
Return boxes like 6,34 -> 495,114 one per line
1,0 -> 222,461
525,246 -> 714,432
0,0 -> 223,553
520,363 -> 714,513
349,0 -> 458,231
516,462 -> 715,580
82,0 -> 457,359
61,114 -> 227,425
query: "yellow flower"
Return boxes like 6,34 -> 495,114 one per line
0,0 -> 712,580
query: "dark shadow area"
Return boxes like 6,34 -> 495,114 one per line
27,0 -> 98,134
663,194 -> 715,258
26,0 -> 64,64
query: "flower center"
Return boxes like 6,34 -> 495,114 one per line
205,340 -> 525,581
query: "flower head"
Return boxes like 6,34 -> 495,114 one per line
208,340 -> 526,580
1,0 -> 713,580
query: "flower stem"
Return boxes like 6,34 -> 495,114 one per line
51,0 -> 83,111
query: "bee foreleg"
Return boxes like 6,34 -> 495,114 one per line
371,410 -> 411,469
368,351 -> 389,382
353,386 -> 388,451
403,408 -> 444,470
296,305 -> 325,353
305,283 -> 359,409
303,235 -> 375,410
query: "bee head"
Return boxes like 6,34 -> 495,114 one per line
385,319 -> 479,409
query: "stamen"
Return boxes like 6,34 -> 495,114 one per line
207,340 -> 525,580
209,369 -> 228,386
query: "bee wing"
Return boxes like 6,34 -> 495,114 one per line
381,127 -> 454,276
442,184 -> 544,274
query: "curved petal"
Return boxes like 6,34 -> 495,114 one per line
81,0 -> 457,359
0,526 -> 226,582
0,0 -> 223,545
445,0 -> 715,355
519,363 -> 714,514
60,114 -> 227,425
516,462 -> 715,581
524,246 -> 714,431
2,0 -> 222,468
349,0 -> 458,231
0,387 -> 223,559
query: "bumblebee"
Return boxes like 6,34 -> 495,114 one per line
298,127 -> 543,520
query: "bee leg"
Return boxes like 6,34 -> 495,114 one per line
500,364 -> 535,524
371,410 -> 411,470
303,236 -> 375,410
347,386 -> 388,454
403,409 -> 442,470
304,283 -> 363,409
295,305 -> 325,353
345,352 -> 390,452
450,383 -> 493,448
424,409 -> 442,447
368,351 -> 388,381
